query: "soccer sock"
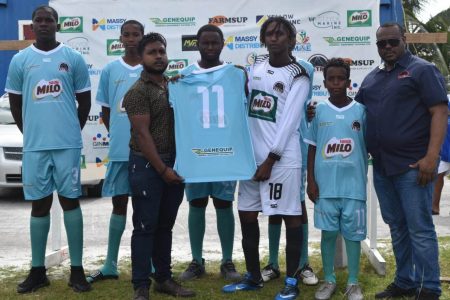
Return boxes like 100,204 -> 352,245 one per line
30,215 -> 50,267
321,230 -> 338,283
100,213 -> 126,275
286,226 -> 303,278
345,238 -> 361,284
63,207 -> 84,267
216,207 -> 234,263
299,223 -> 309,268
188,205 -> 206,264
241,221 -> 261,281
268,223 -> 282,269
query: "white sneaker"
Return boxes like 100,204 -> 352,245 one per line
345,283 -> 363,300
299,264 -> 319,285
260,263 -> 280,282
315,281 -> 337,300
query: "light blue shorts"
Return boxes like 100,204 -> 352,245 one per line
22,149 -> 81,200
102,161 -> 131,197
185,181 -> 237,201
314,197 -> 367,241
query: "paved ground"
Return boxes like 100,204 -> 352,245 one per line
0,179 -> 449,269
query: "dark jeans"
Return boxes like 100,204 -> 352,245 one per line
129,153 -> 184,290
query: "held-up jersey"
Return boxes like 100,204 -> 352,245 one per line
303,100 -> 368,201
96,58 -> 142,161
5,44 -> 90,151
169,63 -> 256,183
248,55 -> 310,168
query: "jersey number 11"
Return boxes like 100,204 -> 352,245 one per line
197,85 -> 225,128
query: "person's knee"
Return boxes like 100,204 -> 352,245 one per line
31,195 -> 53,217
58,196 -> 80,211
190,197 -> 208,208
112,195 -> 129,215
283,215 -> 302,228
239,211 -> 258,223
213,198 -> 232,209
268,215 -> 282,225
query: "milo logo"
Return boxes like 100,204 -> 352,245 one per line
165,59 -> 188,76
59,17 -> 83,33
248,90 -> 277,122
33,79 -> 63,99
324,137 -> 354,158
107,39 -> 125,56
347,10 -> 372,27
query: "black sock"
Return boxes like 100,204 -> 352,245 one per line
286,226 -> 303,278
241,221 -> 261,281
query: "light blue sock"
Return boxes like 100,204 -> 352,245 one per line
100,214 -> 126,275
30,215 -> 50,267
63,207 -> 83,266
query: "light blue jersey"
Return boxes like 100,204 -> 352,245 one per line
169,63 -> 256,183
5,44 -> 90,151
304,99 -> 367,201
96,57 -> 142,161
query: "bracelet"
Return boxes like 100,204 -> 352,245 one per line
268,152 -> 281,161
159,166 -> 168,176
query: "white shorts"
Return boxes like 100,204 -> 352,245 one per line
238,167 -> 302,216
438,161 -> 450,175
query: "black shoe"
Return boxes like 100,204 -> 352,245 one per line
68,266 -> 92,292
220,259 -> 241,280
154,278 -> 196,297
17,266 -> 50,294
375,282 -> 416,299
133,286 -> 149,300
178,258 -> 205,281
416,288 -> 440,300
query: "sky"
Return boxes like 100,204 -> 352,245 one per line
417,0 -> 450,23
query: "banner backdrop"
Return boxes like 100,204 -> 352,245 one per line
50,0 -> 380,164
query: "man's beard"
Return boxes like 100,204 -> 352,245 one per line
143,63 -> 167,75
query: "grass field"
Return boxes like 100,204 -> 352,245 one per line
0,238 -> 449,299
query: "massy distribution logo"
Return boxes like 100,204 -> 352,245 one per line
65,37 -> 90,55
86,63 -> 101,76
256,14 -> 301,26
92,18 -> 126,31
225,35 -> 261,50
165,59 -> 188,76
347,10 -> 372,27
323,35 -> 371,46
292,30 -> 312,52
149,17 -> 196,27
312,84 -> 329,97
208,15 -> 248,26
309,11 -> 342,29
107,39 -> 125,56
59,17 -> 83,33
181,35 -> 198,51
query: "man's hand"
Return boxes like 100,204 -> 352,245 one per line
168,74 -> 184,83
161,167 -> 184,185
253,157 -> 275,181
307,180 -> 319,203
409,155 -> 438,186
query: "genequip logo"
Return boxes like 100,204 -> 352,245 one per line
107,39 -> 125,56
59,17 -> 83,33
323,36 -> 370,46
209,15 -> 248,26
225,35 -> 261,50
165,59 -> 188,76
65,37 -> 90,55
309,11 -> 342,29
181,35 -> 198,51
192,147 -> 234,157
347,10 -> 372,27
256,14 -> 301,26
150,17 -> 196,27
92,18 -> 126,31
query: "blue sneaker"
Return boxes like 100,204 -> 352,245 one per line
222,272 -> 263,293
275,277 -> 299,300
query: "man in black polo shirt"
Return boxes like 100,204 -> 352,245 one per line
355,22 -> 448,300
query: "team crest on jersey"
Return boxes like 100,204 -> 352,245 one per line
33,79 -> 63,100
352,120 -> 361,131
273,81 -> 285,93
59,62 -> 69,72
249,90 -> 277,122
323,137 -> 354,158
